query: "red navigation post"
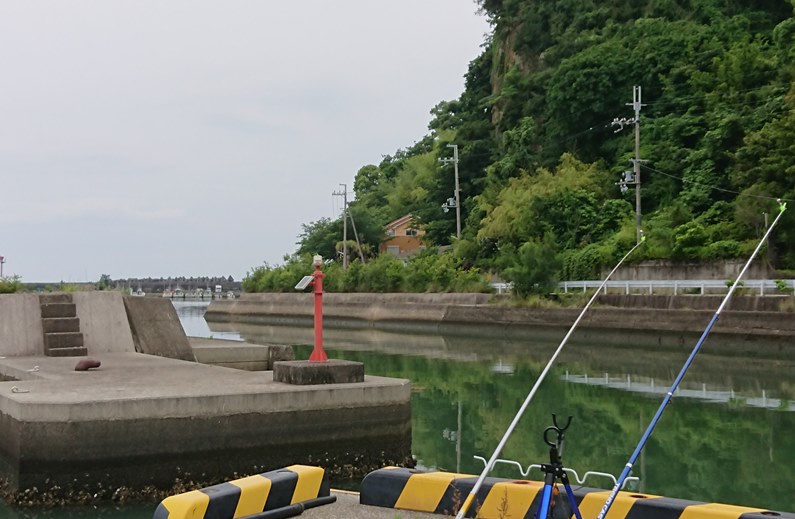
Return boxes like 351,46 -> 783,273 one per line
309,255 -> 328,362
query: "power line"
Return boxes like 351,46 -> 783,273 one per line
640,163 -> 795,203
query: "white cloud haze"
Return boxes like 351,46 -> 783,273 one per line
0,1 -> 489,282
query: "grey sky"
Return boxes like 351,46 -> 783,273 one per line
0,1 -> 489,282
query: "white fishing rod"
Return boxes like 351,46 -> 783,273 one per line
596,200 -> 788,519
455,234 -> 646,519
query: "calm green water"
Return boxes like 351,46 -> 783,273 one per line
3,302 -> 794,517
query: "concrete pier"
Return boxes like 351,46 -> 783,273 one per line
0,293 -> 411,498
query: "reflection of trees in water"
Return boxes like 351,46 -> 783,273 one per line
292,345 -> 795,511
239,323 -> 795,398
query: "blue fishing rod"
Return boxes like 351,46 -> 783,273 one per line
455,234 -> 647,519
597,200 -> 788,519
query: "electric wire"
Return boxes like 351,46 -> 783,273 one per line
640,163 -> 795,203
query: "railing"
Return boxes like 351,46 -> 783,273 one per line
491,279 -> 795,296
559,279 -> 795,296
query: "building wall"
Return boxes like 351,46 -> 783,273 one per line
381,217 -> 425,256
380,235 -> 424,256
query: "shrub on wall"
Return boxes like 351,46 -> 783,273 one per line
0,276 -> 23,294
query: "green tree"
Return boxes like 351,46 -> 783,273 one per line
96,274 -> 112,291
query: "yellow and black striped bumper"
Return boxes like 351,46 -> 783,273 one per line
153,465 -> 328,519
360,467 -> 795,519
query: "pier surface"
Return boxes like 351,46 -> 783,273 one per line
0,292 -> 411,498
0,351 -> 411,493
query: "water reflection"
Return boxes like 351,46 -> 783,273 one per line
187,304 -> 795,511
207,319 -> 795,404
172,301 -> 242,341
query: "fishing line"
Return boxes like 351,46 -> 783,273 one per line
454,235 -> 647,519
596,200 -> 788,519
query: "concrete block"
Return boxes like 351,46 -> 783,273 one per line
123,296 -> 195,362
192,341 -> 271,371
72,292 -> 136,354
274,360 -> 364,385
0,294 -> 45,357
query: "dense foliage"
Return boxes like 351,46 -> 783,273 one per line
243,249 -> 491,294
248,0 -> 795,293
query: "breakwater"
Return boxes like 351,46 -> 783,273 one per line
205,293 -> 795,358
0,293 -> 412,505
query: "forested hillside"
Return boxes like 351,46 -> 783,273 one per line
247,0 -> 795,295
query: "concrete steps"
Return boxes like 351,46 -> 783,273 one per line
39,294 -> 87,357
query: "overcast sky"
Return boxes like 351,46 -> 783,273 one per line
0,1 -> 489,282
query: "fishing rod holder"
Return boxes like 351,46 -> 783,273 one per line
472,457 -> 639,490
474,414 -> 638,490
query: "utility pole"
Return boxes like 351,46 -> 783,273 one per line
332,184 -> 348,269
0,256 -> 4,278
613,85 -> 645,244
439,144 -> 461,240
348,209 -> 366,263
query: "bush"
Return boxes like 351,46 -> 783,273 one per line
705,239 -> 742,259
358,254 -> 405,292
242,250 -> 493,294
501,238 -> 561,298
0,276 -> 23,294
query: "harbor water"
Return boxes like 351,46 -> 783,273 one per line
2,300 -> 793,517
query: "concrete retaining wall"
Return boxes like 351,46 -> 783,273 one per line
206,293 -> 795,344
0,294 -> 44,357
604,259 -> 772,280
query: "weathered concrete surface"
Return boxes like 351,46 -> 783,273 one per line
274,360 -> 364,385
72,292 -> 136,354
189,337 -> 294,370
0,352 -> 411,493
604,258 -> 771,280
597,293 -> 789,312
124,296 -> 196,361
0,294 -> 44,357
205,293 -> 491,330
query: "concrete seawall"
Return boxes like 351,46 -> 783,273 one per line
0,293 -> 412,501
206,293 -> 795,356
